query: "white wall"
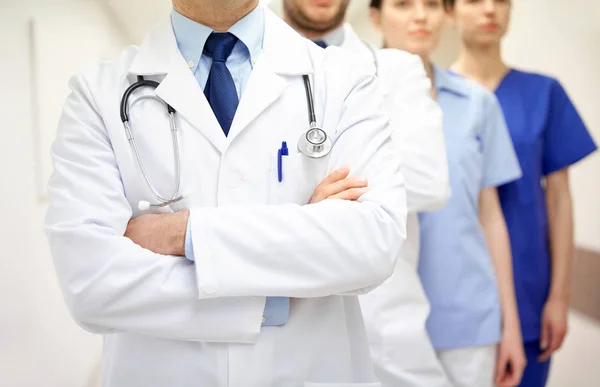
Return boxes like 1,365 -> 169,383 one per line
100,0 -> 171,44
352,1 -> 600,251
501,0 -> 600,251
0,1 -> 126,386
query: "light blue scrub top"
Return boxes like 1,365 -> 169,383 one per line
495,70 -> 597,342
418,66 -> 522,350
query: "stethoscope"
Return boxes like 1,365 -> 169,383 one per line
120,74 -> 330,211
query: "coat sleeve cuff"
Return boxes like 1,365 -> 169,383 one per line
184,215 -> 195,262
189,208 -> 220,298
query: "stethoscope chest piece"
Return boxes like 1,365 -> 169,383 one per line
297,126 -> 332,159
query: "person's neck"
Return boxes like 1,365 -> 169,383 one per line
451,42 -> 509,92
173,0 -> 259,32
421,56 -> 437,99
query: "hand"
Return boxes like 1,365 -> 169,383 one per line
125,210 -> 189,256
495,324 -> 526,387
539,298 -> 569,361
310,167 -> 368,204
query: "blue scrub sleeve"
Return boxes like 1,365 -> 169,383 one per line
542,80 -> 597,176
481,94 -> 523,188
185,217 -> 195,262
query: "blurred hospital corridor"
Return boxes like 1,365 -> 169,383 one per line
1,0 -> 600,386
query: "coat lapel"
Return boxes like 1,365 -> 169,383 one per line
226,9 -> 315,146
155,60 -> 227,153
226,55 -> 288,144
128,19 -> 226,153
127,7 -> 315,153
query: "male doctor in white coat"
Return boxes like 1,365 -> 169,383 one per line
282,1 -> 453,386
44,0 -> 409,386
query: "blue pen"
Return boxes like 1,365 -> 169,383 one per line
278,141 -> 289,182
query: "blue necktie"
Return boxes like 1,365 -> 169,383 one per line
203,32 -> 289,327
203,32 -> 239,136
313,40 -> 327,49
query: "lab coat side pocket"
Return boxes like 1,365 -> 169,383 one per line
269,153 -> 325,205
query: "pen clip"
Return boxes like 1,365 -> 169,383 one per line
278,141 -> 289,183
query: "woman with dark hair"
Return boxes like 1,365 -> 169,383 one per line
368,1 -> 526,386
444,1 -> 597,386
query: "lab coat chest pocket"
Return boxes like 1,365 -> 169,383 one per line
269,152 -> 327,205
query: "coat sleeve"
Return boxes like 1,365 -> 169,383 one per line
377,50 -> 450,213
189,56 -> 407,299
44,74 -> 265,342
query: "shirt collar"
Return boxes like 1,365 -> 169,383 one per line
311,24 -> 345,47
434,64 -> 469,98
171,5 -> 264,72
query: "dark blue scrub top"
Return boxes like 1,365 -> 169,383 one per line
495,69 -> 597,342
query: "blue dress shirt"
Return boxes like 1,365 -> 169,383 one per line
172,7 -> 288,327
171,8 -> 262,98
418,66 -> 522,349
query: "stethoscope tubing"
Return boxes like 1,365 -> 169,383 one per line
121,70 -> 331,210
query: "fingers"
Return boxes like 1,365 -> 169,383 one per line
497,372 -> 520,387
319,167 -> 350,186
504,357 -> 526,387
539,323 -> 567,361
495,344 -> 526,387
539,319 -> 553,361
311,168 -> 368,204
539,318 -> 550,355
499,369 -> 523,387
552,325 -> 567,352
494,352 -> 509,386
329,188 -> 369,201
323,176 -> 368,198
538,339 -> 553,361
495,360 -> 523,387
310,168 -> 350,203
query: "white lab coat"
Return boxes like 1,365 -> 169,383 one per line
339,25 -> 453,387
44,8 -> 407,387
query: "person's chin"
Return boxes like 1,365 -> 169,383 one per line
403,41 -> 431,57
305,14 -> 336,28
474,32 -> 503,46
309,8 -> 336,20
